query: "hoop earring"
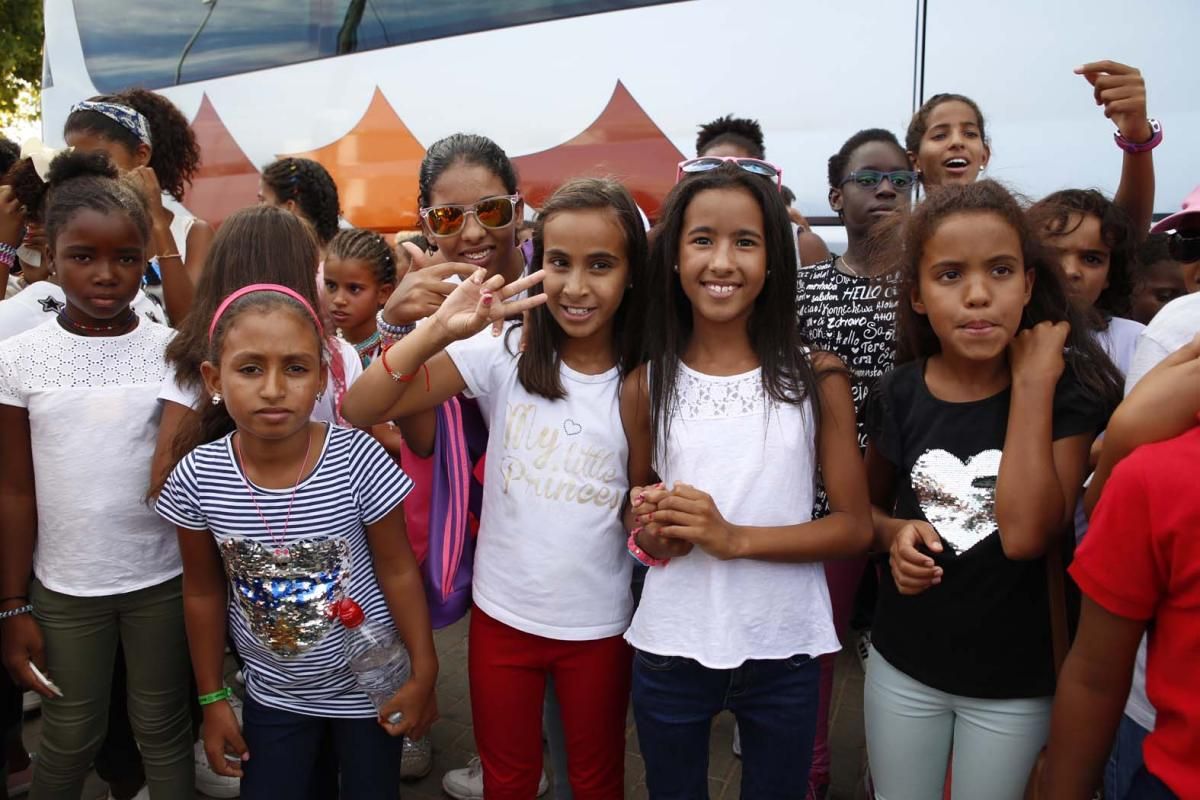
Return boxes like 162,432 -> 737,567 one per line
211,393 -> 222,405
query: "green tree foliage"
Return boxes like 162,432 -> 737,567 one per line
0,0 -> 44,117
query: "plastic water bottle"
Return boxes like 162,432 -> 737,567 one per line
336,598 -> 411,723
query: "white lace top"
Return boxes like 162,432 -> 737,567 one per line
0,318 -> 181,596
624,363 -> 840,668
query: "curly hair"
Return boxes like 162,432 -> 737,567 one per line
0,136 -> 19,176
3,157 -> 48,222
1028,189 -> 1137,320
695,114 -> 766,159
261,157 -> 341,244
327,228 -> 397,286
64,88 -> 201,202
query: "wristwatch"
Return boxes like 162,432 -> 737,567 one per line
1114,118 -> 1162,154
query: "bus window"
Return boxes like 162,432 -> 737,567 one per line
72,0 -> 682,93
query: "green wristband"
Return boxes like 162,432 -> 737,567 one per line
198,687 -> 232,706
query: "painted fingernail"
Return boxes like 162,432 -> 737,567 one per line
634,494 -> 645,505
631,527 -> 643,536
482,293 -> 494,305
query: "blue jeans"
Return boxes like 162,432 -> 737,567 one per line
240,695 -> 404,800
1127,766 -> 1177,800
632,650 -> 819,799
1105,714 -> 1150,800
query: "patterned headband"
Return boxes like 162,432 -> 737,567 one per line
70,100 -> 153,147
209,284 -> 325,343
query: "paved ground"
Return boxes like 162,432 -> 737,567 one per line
20,614 -> 868,799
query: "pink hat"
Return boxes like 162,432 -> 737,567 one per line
1151,185 -> 1200,234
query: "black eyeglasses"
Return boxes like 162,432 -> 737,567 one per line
1168,230 -> 1200,264
841,169 -> 918,192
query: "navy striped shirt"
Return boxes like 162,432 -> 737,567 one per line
157,425 -> 412,717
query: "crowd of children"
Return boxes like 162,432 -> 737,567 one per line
0,55 -> 1196,800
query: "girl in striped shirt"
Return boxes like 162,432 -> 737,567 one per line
155,284 -> 436,800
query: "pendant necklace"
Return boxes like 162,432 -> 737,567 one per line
233,428 -> 314,564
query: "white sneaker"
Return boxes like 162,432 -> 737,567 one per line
441,756 -> 549,799
194,695 -> 243,798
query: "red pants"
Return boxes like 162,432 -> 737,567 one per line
468,608 -> 631,799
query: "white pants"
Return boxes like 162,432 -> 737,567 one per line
864,647 -> 1052,800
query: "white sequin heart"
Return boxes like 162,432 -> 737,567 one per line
911,448 -> 1001,555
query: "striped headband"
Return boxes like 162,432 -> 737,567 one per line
208,284 -> 325,343
70,100 -> 153,147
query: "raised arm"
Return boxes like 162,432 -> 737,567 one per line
341,268 -> 545,426
1077,61 -> 1156,237
995,322 -> 1091,559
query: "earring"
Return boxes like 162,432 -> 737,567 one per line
672,264 -> 679,273
210,393 -> 222,405
979,164 -> 987,174
316,390 -> 325,402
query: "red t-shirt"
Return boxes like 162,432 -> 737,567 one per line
1071,425 -> 1200,799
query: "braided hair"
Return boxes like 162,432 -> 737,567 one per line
64,88 -> 201,202
327,228 -> 397,286
262,157 -> 341,244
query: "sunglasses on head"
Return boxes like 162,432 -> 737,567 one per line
676,157 -> 783,189
841,169 -> 918,192
1168,230 -> 1200,264
419,194 -> 520,238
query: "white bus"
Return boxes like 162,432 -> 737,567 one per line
41,0 -> 1200,234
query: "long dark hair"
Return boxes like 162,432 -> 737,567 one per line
642,163 -> 823,453
1028,188 -> 1137,321
508,177 -> 647,399
165,206 -> 322,394
154,291 -> 325,496
885,180 -> 1122,407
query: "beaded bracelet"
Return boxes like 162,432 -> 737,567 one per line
0,604 -> 33,621
0,242 -> 17,270
376,309 -> 416,342
198,687 -> 233,706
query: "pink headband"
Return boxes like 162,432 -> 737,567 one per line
208,283 -> 324,342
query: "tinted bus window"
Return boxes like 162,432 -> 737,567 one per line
73,0 -> 681,94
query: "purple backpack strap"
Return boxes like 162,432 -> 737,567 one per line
424,396 -> 487,628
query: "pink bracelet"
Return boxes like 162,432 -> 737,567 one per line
627,529 -> 670,567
